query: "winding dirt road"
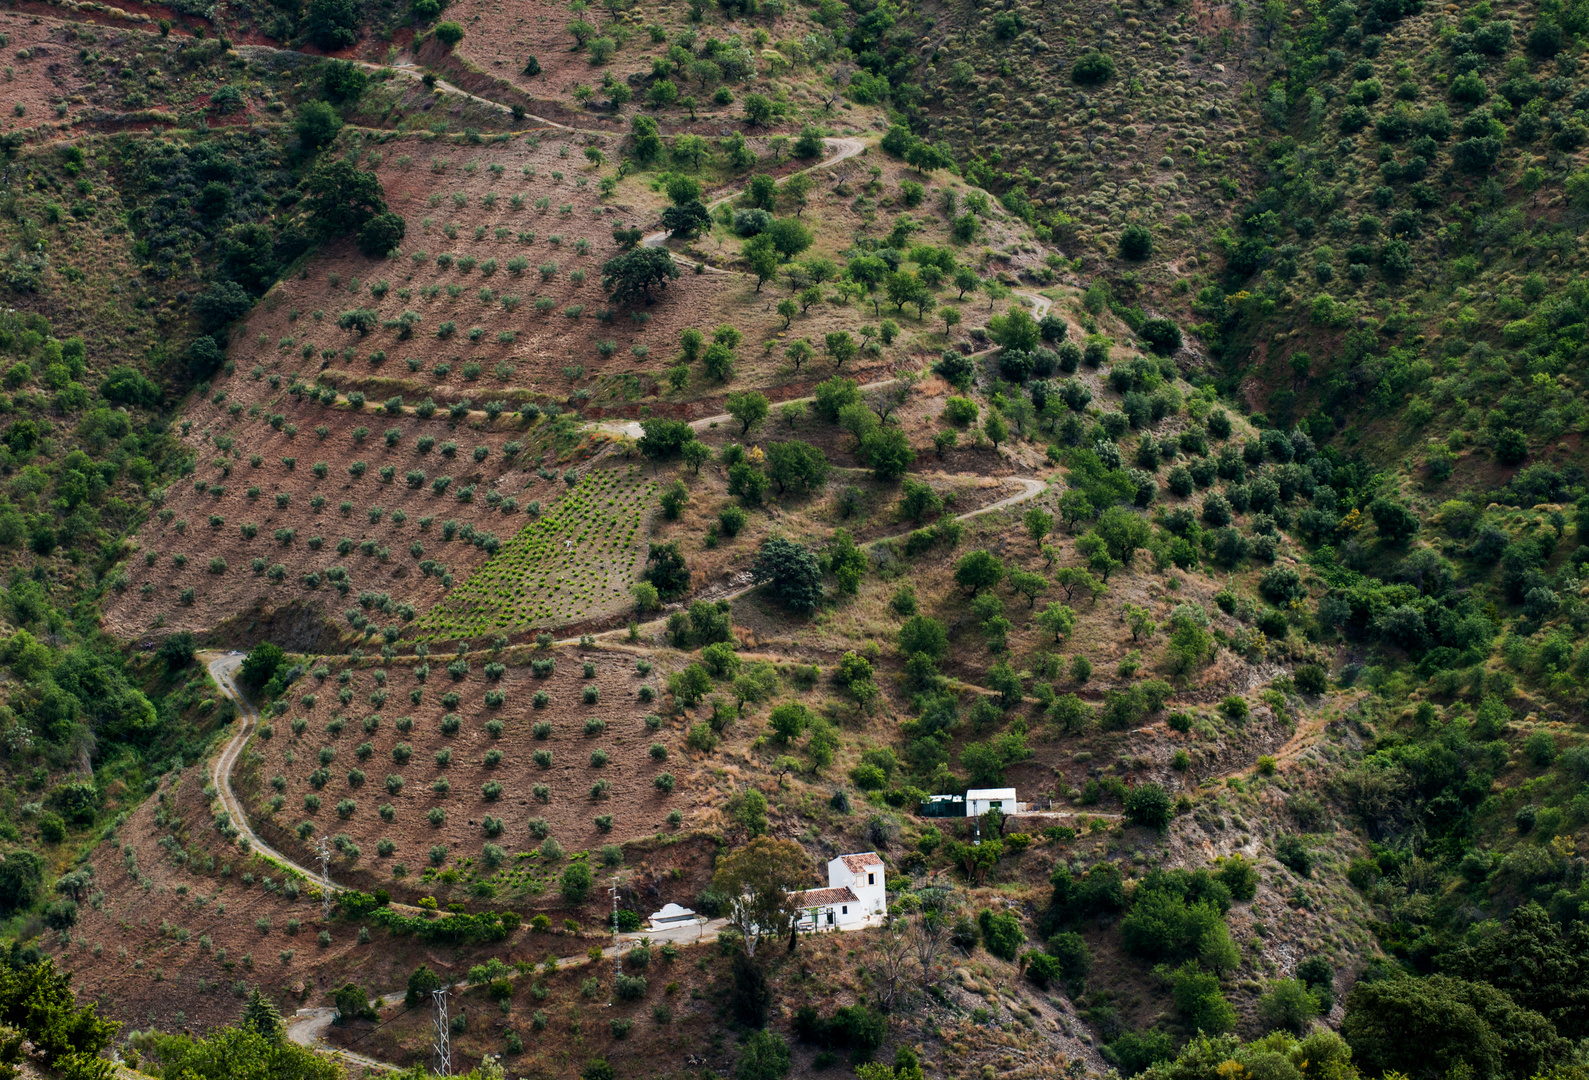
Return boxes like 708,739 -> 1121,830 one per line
205,651 -> 342,892
204,651 -> 728,1068
640,136 -> 868,264
1017,290 -> 1053,319
558,474 -> 1050,647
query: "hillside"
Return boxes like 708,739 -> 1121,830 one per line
2,0 -> 1589,1078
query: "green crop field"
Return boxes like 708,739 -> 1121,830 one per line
414,466 -> 657,638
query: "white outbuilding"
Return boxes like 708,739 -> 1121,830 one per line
965,788 -> 1019,816
647,902 -> 698,931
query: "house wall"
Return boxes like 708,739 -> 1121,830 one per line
796,902 -> 867,931
826,859 -> 886,921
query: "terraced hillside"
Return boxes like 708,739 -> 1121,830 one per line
9,0 -> 1589,1077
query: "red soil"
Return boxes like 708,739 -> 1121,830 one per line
234,645 -> 694,897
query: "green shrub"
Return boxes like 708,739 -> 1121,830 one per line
977,909 -> 1023,961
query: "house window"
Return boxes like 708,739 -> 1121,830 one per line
842,906 -> 848,914
867,873 -> 875,885
990,800 -> 1003,810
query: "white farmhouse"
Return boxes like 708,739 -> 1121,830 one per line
792,852 -> 886,932
965,787 -> 1019,816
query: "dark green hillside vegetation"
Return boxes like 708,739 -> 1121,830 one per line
0,49 -> 423,969
878,0 -> 1263,260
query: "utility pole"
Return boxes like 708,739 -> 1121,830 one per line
316,836 -> 333,919
432,986 -> 451,1077
608,874 -> 622,1005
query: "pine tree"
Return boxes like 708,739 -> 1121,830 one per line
241,987 -> 284,1041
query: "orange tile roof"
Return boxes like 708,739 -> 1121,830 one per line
794,886 -> 859,906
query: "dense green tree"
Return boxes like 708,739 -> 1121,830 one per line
239,643 -> 285,692
812,376 -> 861,421
726,390 -> 769,435
752,537 -> 824,613
1343,975 -> 1569,1080
662,200 -> 712,238
561,860 -> 594,903
322,60 -> 368,102
953,550 -> 1005,594
1095,505 -> 1150,564
1369,497 -> 1421,544
631,115 -> 663,162
100,366 -> 161,408
767,703 -> 811,743
645,541 -> 690,597
331,984 -> 375,1024
158,632 -> 196,669
303,159 -> 386,238
736,1030 -> 790,1080
1170,962 -> 1236,1033
356,212 -> 406,257
987,307 -> 1041,352
0,850 -> 42,913
764,440 -> 828,495
1119,223 -> 1153,260
1257,978 -> 1319,1035
1444,903 -> 1589,1040
742,93 -> 773,126
601,248 -> 680,306
137,1025 -> 337,1080
668,663 -> 712,706
193,280 -> 254,330
898,615 -> 949,660
1071,50 -> 1115,84
960,732 -> 1031,785
240,988 -> 284,1041
1140,317 -> 1182,355
860,426 -> 915,482
637,418 -> 694,461
305,0 -> 360,49
765,218 -> 814,261
1036,602 -> 1077,642
978,909 -> 1023,960
296,100 -> 344,149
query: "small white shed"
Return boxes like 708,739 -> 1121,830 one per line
647,902 -> 697,931
965,788 -> 1018,816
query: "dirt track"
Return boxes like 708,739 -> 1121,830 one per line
207,650 -> 342,892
